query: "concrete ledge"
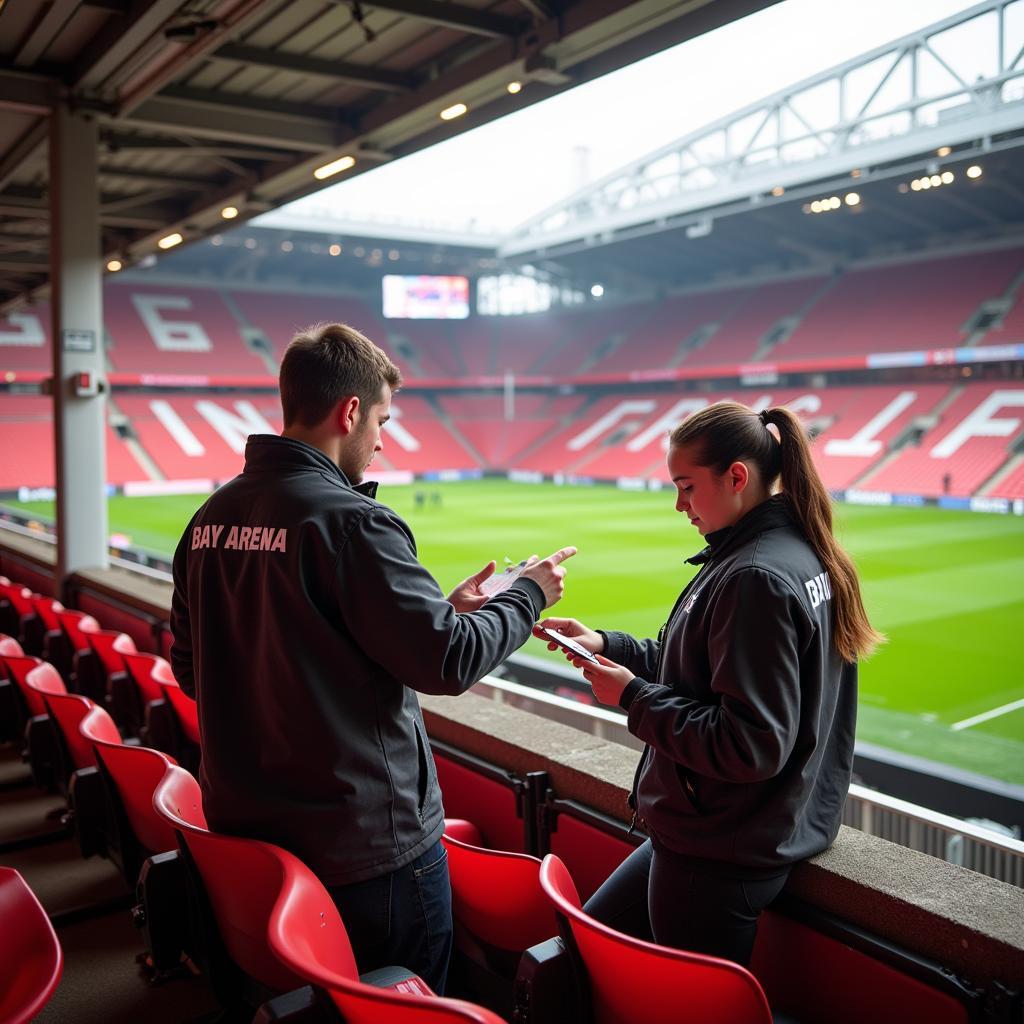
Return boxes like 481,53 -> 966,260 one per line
422,690 -> 1024,990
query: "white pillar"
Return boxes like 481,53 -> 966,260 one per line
50,104 -> 108,587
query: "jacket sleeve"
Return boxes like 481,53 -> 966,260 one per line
169,514 -> 198,699
335,506 -> 545,695
626,567 -> 809,783
601,630 -> 660,679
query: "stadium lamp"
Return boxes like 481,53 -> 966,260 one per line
440,102 -> 468,121
591,284 -> 604,298
329,244 -> 342,256
313,155 -> 356,180
221,205 -> 239,219
966,165 -> 983,179
844,193 -> 860,206
158,232 -> 183,250
771,186 -> 785,197
106,259 -> 122,272
507,81 -> 523,94
937,146 -> 952,157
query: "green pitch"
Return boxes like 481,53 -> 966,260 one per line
7,480 -> 1024,785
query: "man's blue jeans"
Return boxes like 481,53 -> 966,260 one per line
327,840 -> 453,993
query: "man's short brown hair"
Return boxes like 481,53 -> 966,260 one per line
279,322 -> 402,428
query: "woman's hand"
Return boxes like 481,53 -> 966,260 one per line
532,617 -> 604,654
569,653 -> 634,707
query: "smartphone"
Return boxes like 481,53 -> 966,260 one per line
538,627 -> 599,663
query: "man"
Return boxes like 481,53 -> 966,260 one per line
170,322 -> 574,992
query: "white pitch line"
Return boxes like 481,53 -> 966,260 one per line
951,698 -> 1024,732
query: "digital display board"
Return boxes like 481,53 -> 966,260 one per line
382,275 -> 470,319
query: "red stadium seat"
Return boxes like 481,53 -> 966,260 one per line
0,867 -> 63,1023
153,661 -> 201,746
5,657 -> 59,717
538,853 -> 773,1024
266,837 -> 506,1024
442,832 -> 558,1015
0,633 -> 23,658
442,834 -> 556,953
41,690 -> 103,774
55,609 -> 100,653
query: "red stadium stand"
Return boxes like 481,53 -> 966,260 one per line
591,286 -> 756,374
774,250 -> 1024,359
115,392 -> 282,482
864,384 -> 1024,496
0,867 -> 63,1024
684,276 -> 828,367
104,284 -> 268,375
377,394 -> 480,473
0,302 -> 51,372
538,853 -> 773,1024
227,288 -> 390,363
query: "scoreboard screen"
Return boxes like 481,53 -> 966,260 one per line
382,275 -> 470,319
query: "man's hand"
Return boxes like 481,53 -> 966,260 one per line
532,617 -> 604,655
520,547 -> 577,608
447,560 -> 496,613
568,652 -> 634,707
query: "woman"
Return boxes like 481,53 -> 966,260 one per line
536,401 -> 882,967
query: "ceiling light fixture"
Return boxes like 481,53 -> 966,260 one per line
313,155 -> 356,181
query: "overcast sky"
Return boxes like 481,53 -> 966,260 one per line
274,0 -> 1000,234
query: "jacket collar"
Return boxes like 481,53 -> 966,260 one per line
685,493 -> 793,565
242,434 -> 379,498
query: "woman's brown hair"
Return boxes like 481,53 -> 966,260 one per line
670,401 -> 883,662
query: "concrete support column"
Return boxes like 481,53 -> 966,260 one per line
50,104 -> 108,590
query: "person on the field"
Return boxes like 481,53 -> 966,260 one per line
171,322 -> 575,993
536,400 -> 881,967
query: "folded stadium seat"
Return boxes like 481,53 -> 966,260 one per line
24,593 -> 63,658
0,576 -> 34,647
121,651 -> 173,750
149,661 -> 201,772
537,853 -> 773,1024
2,656 -> 65,790
441,833 -> 558,1017
262,831 -> 506,1024
0,866 -> 63,1024
52,609 -> 100,692
38,688 -> 114,856
77,627 -> 136,712
0,633 -> 25,742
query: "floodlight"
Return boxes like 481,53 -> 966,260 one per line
590,284 -> 604,298
281,241 -> 293,252
966,165 -> 983,179
314,155 -> 356,180
158,232 -> 183,249
106,259 -> 122,272
507,81 -> 523,94
329,244 -> 342,256
771,186 -> 785,197
920,178 -> 931,190
941,171 -> 954,185
221,205 -> 239,219
244,238 -> 257,249
930,174 -> 941,187
829,196 -> 841,209
845,192 -> 860,206
937,146 -> 952,157
811,200 -> 822,213
440,102 -> 468,121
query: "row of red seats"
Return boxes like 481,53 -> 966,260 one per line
0,573 -> 777,1024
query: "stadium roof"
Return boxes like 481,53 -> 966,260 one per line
0,0 -> 779,311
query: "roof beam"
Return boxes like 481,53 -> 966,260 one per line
213,43 -> 416,94
352,0 -> 521,38
98,165 -> 224,191
100,130 -> 290,161
72,0 -> 184,91
14,0 -> 81,67
0,67 -> 59,114
0,120 -> 48,192
122,89 -> 351,152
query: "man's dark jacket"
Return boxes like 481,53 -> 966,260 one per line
170,435 -> 544,885
605,495 -> 857,872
